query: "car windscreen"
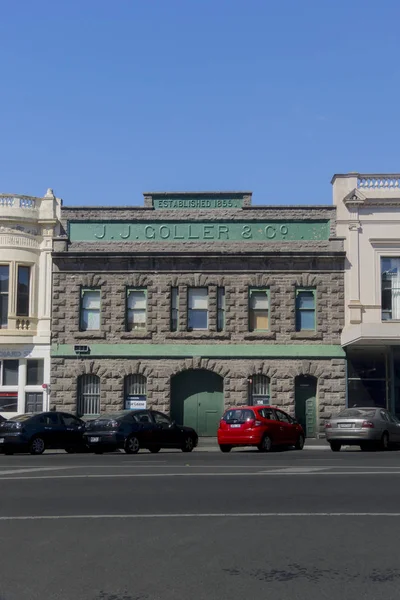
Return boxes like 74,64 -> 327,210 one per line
337,408 -> 377,419
223,409 -> 255,423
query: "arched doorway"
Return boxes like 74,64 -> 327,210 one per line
295,375 -> 317,438
171,370 -> 224,437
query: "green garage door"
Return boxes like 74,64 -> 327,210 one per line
171,370 -> 224,437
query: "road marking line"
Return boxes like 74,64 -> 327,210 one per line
0,467 -> 76,475
1,470 -> 400,480
0,512 -> 400,521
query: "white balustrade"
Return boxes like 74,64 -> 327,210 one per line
0,195 -> 38,210
0,197 -> 15,207
358,176 -> 400,189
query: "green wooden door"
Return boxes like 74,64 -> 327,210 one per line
171,370 -> 224,436
295,376 -> 317,438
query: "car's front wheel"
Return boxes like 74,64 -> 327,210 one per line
29,437 -> 45,455
258,434 -> 273,452
181,436 -> 194,453
124,435 -> 140,454
219,445 -> 232,453
330,442 -> 341,452
295,434 -> 305,450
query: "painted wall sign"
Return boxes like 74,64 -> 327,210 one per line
153,198 -> 243,209
69,221 -> 330,242
0,349 -> 32,358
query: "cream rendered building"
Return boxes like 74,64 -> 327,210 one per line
333,173 -> 400,414
0,190 -> 61,417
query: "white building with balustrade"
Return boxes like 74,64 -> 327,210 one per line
0,190 -> 61,417
333,173 -> 400,415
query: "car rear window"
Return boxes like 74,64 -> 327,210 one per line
223,409 -> 255,423
11,414 -> 34,422
96,411 -> 131,420
337,408 -> 377,419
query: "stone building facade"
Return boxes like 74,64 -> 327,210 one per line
0,190 -> 61,417
51,192 -> 346,437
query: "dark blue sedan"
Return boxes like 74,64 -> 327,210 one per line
84,409 -> 198,454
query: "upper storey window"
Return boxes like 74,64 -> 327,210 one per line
0,266 -> 9,329
381,258 -> 400,321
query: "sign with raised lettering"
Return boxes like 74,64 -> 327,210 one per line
69,221 -> 330,242
153,198 -> 243,209
0,348 -> 32,358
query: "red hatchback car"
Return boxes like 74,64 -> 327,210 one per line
217,405 -> 305,452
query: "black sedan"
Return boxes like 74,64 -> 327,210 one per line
0,411 -> 86,455
84,409 -> 199,454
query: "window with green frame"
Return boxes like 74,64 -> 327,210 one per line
249,288 -> 269,331
126,288 -> 147,331
295,288 -> 316,331
80,289 -> 101,331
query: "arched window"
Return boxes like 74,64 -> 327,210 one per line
248,374 -> 270,405
77,374 -> 100,417
124,374 -> 147,410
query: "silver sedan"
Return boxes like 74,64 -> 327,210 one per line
325,407 -> 400,452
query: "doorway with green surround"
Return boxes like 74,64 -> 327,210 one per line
295,375 -> 317,438
170,369 -> 224,437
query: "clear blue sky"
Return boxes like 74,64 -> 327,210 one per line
1,0 -> 400,206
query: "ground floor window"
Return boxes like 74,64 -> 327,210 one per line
347,348 -> 388,409
25,392 -> 43,413
124,374 -> 147,409
0,392 -> 18,412
77,374 -> 100,416
248,374 -> 270,405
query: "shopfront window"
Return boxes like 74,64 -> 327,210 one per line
27,360 -> 44,386
2,360 -> 19,386
347,348 -> 388,409
0,393 -> 17,412
381,258 -> 400,320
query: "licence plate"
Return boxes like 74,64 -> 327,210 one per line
230,424 -> 241,428
89,437 -> 100,443
339,424 -> 353,429
0,438 -> 4,444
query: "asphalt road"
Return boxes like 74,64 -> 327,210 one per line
1,448 -> 400,600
